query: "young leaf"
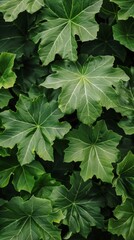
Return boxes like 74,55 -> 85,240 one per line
0,89 -> 12,108
51,172 -> 104,238
0,0 -> 44,22
0,52 -> 16,89
0,95 -> 71,165
110,0 -> 134,20
42,56 -> 129,125
108,198 -> 134,240
31,0 -> 103,65
113,18 -> 134,52
113,151 -> 134,201
0,196 -> 62,240
64,120 -> 121,183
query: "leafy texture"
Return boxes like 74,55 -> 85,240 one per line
0,95 -> 71,165
0,157 -> 44,192
51,172 -> 104,238
110,0 -> 134,20
114,151 -> 134,200
0,52 -> 16,89
0,89 -> 12,108
64,121 -> 121,183
31,0 -> 103,65
0,196 -> 62,239
42,55 -> 128,125
108,198 -> 134,240
0,0 -> 44,21
113,18 -> 134,52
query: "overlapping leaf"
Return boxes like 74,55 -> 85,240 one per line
113,18 -> 134,52
51,172 -> 104,238
0,95 -> 71,165
113,151 -> 134,201
31,0 -> 103,65
64,121 -> 121,183
0,157 -> 44,192
0,52 -> 16,89
42,55 -> 129,125
108,198 -> 134,240
0,0 -> 44,22
110,0 -> 134,20
0,89 -> 12,108
0,196 -> 62,240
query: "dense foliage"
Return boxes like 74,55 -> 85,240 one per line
0,0 -> 134,239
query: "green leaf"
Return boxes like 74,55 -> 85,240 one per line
0,0 -> 44,22
0,156 -> 45,192
64,121 -> 121,183
0,89 -> 12,108
100,0 -> 119,24
108,198 -> 134,240
0,52 -> 16,89
0,95 -> 71,165
113,151 -> 134,200
0,196 -> 62,240
31,0 -> 103,65
110,0 -> 134,20
51,172 -> 104,238
42,56 -> 129,125
113,18 -> 134,52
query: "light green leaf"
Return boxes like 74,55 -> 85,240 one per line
0,196 -> 62,240
0,95 -> 71,165
0,52 -> 16,89
42,56 -> 129,125
108,198 -> 134,240
64,121 -> 121,183
31,0 -> 102,65
0,156 -> 45,192
113,151 -> 134,201
51,172 -> 104,238
113,18 -> 134,51
0,89 -> 12,108
0,0 -> 44,22
110,0 -> 134,20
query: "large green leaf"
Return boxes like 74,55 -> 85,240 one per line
0,52 -> 16,89
108,198 -> 134,240
51,172 -> 104,238
0,157 -> 45,192
110,0 -> 134,20
64,121 -> 121,183
0,89 -> 12,108
113,18 -> 134,52
0,95 -> 71,165
0,196 -> 62,240
0,0 -> 44,21
42,55 -> 129,125
113,151 -> 134,201
31,0 -> 102,65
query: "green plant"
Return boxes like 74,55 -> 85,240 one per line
0,0 -> 134,239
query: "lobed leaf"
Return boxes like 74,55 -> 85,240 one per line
110,0 -> 134,20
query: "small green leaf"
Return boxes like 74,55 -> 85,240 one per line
110,0 -> 134,20
108,198 -> 134,240
0,89 -> 12,108
0,196 -> 62,239
51,172 -> 104,238
0,52 -> 16,89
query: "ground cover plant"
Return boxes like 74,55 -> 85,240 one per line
0,0 -> 134,239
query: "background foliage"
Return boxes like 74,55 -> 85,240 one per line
0,0 -> 134,239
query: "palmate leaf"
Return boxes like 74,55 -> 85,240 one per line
31,0 -> 102,65
0,157 -> 44,192
113,151 -> 134,201
108,198 -> 134,240
0,52 -> 16,89
0,89 -> 12,108
64,121 -> 121,183
0,196 -> 62,240
51,172 -> 104,238
113,18 -> 134,52
0,95 -> 71,165
110,0 -> 134,20
0,0 -> 44,22
42,55 -> 129,125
